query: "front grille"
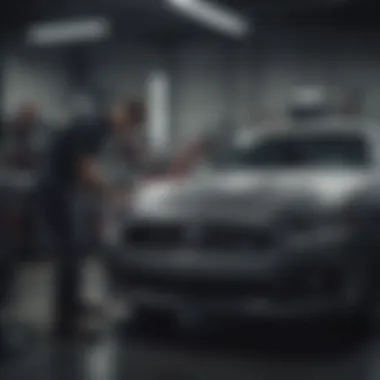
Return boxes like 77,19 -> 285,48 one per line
199,224 -> 274,250
122,267 -> 277,297
125,222 -> 275,251
125,223 -> 185,249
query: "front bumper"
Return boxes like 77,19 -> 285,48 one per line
126,287 -> 360,321
106,243 -> 363,321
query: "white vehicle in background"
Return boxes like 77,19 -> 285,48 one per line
105,118 -> 380,329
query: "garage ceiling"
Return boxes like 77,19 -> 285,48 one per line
220,0 -> 373,11
1,0 -> 227,44
219,0 -> 380,31
1,0 -> 379,39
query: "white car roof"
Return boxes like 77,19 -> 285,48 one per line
292,116 -> 379,133
235,117 -> 380,143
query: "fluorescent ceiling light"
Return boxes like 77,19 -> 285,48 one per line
26,18 -> 111,46
147,71 -> 171,154
165,0 -> 251,38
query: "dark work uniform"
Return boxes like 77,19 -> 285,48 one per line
38,118 -> 108,332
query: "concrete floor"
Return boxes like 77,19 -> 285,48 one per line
2,261 -> 380,380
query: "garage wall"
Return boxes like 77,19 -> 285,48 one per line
2,40 -> 164,125
172,27 -> 380,146
87,40 -> 176,152
172,40 -> 228,144
5,28 -> 379,151
2,46 -> 72,125
87,40 -> 164,106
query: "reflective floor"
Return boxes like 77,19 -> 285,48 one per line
2,261 -> 380,380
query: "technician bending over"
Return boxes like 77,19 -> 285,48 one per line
38,100 -> 145,339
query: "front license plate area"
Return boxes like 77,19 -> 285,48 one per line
177,299 -> 215,328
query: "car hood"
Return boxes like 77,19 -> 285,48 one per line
134,169 -> 369,220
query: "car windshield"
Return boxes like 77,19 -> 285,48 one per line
212,132 -> 371,169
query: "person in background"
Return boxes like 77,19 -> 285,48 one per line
38,99 -> 145,340
1,103 -> 48,171
0,103 -> 49,259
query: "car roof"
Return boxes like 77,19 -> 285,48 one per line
291,116 -> 379,133
236,117 -> 380,142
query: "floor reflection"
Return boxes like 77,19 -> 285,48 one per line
2,319 -> 376,380
1,263 -> 379,380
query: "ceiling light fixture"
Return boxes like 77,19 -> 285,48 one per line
26,18 -> 111,46
164,0 -> 251,39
